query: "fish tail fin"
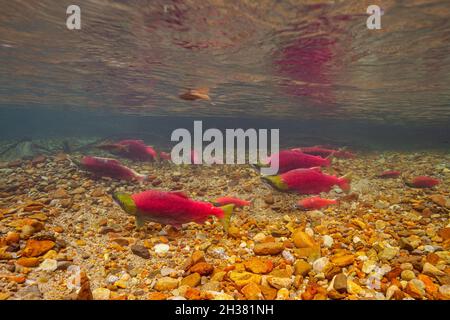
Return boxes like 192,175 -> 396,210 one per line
339,172 -> 352,193
112,192 -> 137,215
261,175 -> 288,190
218,204 -> 235,232
68,156 -> 82,169
324,153 -> 333,166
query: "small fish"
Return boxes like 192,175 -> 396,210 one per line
98,140 -> 158,161
296,197 -> 338,210
179,88 -> 210,101
113,190 -> 234,231
377,170 -> 401,178
406,176 -> 440,188
262,167 -> 351,195
258,150 -> 331,174
79,156 -> 147,181
213,197 -> 251,208
159,151 -> 172,161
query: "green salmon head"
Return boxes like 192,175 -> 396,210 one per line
261,175 -> 288,191
112,192 -> 137,216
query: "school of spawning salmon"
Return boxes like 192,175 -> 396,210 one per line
0,139 -> 448,300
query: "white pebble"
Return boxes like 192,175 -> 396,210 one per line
282,250 -> 295,263
313,257 -> 329,273
253,232 -> 266,243
154,243 -> 170,254
322,235 -> 334,248
38,259 -> 58,272
160,267 -> 175,277
305,227 -> 314,237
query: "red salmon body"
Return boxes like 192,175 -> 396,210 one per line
131,191 -> 223,226
117,140 -> 157,161
377,170 -> 401,178
266,150 -> 330,174
297,196 -> 338,210
406,176 -> 440,188
263,167 -> 351,195
80,156 -> 146,181
213,197 -> 251,208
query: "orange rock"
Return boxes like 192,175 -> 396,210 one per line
417,274 -> 438,295
241,282 -> 262,300
16,257 -> 40,267
426,253 -> 440,265
189,262 -> 214,276
5,232 -> 20,244
8,218 -> 43,231
438,228 -> 450,241
148,292 -> 168,300
253,242 -> 284,255
22,239 -> 55,257
405,281 -> 425,300
260,285 -> 277,300
292,230 -> 316,248
9,276 -> 26,284
331,254 -> 355,267
386,267 -> 402,281
191,250 -> 205,264
244,257 -> 273,274
185,287 -> 202,300
53,226 -> 64,233
76,272 -> 93,300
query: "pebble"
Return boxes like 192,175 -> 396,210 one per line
439,285 -> 450,298
253,232 -> 266,243
322,235 -> 333,248
154,243 -> 170,255
241,282 -> 262,300
244,257 -> 273,274
253,242 -> 284,255
333,273 -> 347,293
154,277 -> 179,291
180,273 -> 201,287
313,257 -> 329,273
267,276 -> 293,289
401,270 -> 416,281
189,262 -> 214,276
406,279 -> 426,299
294,260 -> 311,276
378,246 -> 399,261
39,259 -> 58,272
292,230 -> 316,248
92,288 -> 111,300
130,245 -> 150,259
160,267 -> 176,277
422,262 -> 445,278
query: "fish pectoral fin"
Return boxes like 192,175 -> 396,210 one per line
135,216 -> 145,228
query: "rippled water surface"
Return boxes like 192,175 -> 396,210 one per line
1,0 -> 450,125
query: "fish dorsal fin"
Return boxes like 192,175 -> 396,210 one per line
169,191 -> 189,199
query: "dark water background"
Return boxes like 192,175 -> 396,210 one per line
0,1 -> 449,151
